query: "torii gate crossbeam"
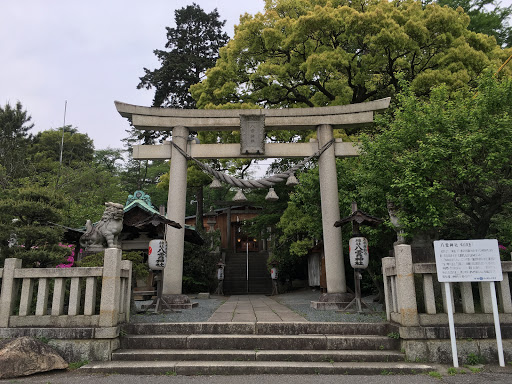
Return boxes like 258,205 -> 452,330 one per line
115,98 -> 390,302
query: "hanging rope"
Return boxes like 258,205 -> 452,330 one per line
171,138 -> 336,189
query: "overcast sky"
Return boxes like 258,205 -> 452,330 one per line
1,0 -> 265,150
2,0 -> 511,151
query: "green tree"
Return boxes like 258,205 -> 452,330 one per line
138,3 -> 229,108
192,0 -> 508,108
22,127 -> 127,228
182,230 -> 221,293
437,0 -> 512,47
93,148 -> 124,174
359,72 -> 512,240
0,186 -> 70,267
0,101 -> 33,180
29,126 -> 94,168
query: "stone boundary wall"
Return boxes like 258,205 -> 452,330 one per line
0,248 -> 131,361
382,244 -> 512,363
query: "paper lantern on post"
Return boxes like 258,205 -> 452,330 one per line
148,239 -> 167,270
217,262 -> 225,281
349,237 -> 369,269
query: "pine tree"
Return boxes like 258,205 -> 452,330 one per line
137,3 -> 229,108
0,101 -> 33,180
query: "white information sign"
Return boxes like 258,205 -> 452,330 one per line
433,239 -> 505,368
433,239 -> 502,282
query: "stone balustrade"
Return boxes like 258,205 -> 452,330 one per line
0,248 -> 132,361
382,244 -> 512,363
382,244 -> 512,326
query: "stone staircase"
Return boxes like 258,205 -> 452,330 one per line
80,322 -> 433,375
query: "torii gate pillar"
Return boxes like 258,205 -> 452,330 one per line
317,124 -> 346,294
164,126 -> 188,295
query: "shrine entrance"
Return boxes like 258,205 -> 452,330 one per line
115,98 -> 390,302
229,224 -> 267,294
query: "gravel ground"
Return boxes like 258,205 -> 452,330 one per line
129,289 -> 386,323
273,289 -> 387,323
130,296 -> 225,323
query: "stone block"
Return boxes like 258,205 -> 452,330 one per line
49,339 -> 118,362
99,248 -> 122,327
94,326 -> 119,339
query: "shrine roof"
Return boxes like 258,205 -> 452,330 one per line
334,210 -> 384,228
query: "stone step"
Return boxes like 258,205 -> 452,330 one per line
121,321 -> 396,336
80,360 -> 433,375
120,334 -> 400,351
112,349 -> 406,363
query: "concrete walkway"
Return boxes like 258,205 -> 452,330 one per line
208,295 -> 307,322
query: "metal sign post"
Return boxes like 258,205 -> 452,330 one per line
434,239 -> 505,367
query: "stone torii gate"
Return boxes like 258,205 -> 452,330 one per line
115,98 -> 390,303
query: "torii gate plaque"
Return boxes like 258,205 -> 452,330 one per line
115,98 -> 390,303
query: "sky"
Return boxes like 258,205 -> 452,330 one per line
1,0 -> 265,150
1,0 -> 511,151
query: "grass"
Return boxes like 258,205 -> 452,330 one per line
36,336 -> 51,344
428,371 -> 442,379
67,360 -> 89,370
464,365 -> 483,373
447,367 -> 457,375
380,369 -> 394,375
387,332 -> 400,339
465,352 -> 485,365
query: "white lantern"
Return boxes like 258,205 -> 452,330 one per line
148,239 -> 167,270
349,237 -> 369,269
217,266 -> 224,280
271,267 -> 278,280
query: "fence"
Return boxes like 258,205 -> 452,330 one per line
382,244 -> 512,363
0,248 -> 132,330
382,244 -> 512,327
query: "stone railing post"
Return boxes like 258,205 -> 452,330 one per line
99,248 -> 122,328
121,259 -> 132,323
381,257 -> 395,321
0,258 -> 22,327
394,244 -> 419,326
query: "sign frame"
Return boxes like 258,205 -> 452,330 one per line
433,239 -> 504,367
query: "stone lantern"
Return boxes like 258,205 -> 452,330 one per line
204,207 -> 218,233
334,202 -> 383,312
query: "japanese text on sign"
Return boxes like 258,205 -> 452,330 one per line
433,239 -> 502,282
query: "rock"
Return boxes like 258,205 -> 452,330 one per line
0,337 -> 68,379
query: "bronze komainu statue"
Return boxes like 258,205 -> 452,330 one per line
80,202 -> 124,249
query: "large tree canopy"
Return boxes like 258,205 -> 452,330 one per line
359,72 -> 512,240
192,0 -> 509,109
437,0 -> 512,47
137,2 -> 229,108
